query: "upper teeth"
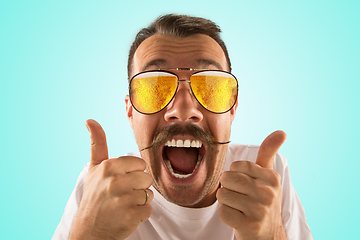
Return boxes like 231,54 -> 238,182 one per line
164,139 -> 202,148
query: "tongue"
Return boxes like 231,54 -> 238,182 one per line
164,147 -> 198,174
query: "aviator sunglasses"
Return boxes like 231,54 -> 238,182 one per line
129,68 -> 238,115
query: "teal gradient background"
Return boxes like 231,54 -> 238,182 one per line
1,0 -> 359,239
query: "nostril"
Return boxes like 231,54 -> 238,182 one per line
163,89 -> 204,122
190,116 -> 200,121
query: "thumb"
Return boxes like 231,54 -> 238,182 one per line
256,130 -> 287,169
85,119 -> 109,168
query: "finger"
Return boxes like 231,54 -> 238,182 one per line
85,119 -> 109,168
256,130 -> 286,169
217,187 -> 246,211
229,161 -> 263,178
135,189 -> 154,206
218,200 -> 246,230
137,204 -> 153,223
127,172 -> 153,190
220,171 -> 255,195
119,198 -> 153,224
217,188 -> 267,222
116,156 -> 147,173
100,157 -> 147,176
108,171 -> 153,195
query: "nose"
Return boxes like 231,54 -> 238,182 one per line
164,80 -> 203,123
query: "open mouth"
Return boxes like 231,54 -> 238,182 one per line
162,139 -> 205,179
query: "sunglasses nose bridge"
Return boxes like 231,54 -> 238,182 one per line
178,79 -> 191,84
176,79 -> 192,98
164,80 -> 203,123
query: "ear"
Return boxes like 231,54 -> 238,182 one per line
229,99 -> 238,123
125,95 -> 134,129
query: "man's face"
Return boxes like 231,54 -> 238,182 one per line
125,34 -> 237,208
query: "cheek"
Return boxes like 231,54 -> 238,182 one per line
205,113 -> 232,141
132,112 -> 162,147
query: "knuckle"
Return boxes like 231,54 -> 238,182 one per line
100,159 -> 114,175
273,171 -> 282,186
258,185 -> 277,205
113,190 -> 133,204
253,204 -> 268,221
107,175 -> 130,196
264,185 -> 276,198
266,169 -> 281,187
106,178 -> 117,194
121,192 -> 134,204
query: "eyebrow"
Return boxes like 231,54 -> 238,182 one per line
195,59 -> 223,70
141,59 -> 167,72
141,58 -> 224,72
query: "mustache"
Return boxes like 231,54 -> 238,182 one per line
140,124 -> 230,152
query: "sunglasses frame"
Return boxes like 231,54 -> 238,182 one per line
129,69 -> 238,115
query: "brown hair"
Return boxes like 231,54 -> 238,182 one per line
127,14 -> 232,79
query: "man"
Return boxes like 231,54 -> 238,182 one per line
53,14 -> 312,239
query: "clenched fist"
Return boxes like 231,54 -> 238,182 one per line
70,119 -> 154,240
217,131 -> 287,240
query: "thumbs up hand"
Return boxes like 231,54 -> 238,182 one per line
217,131 -> 287,240
70,119 -> 154,240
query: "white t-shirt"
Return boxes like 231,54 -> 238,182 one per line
52,144 -> 313,240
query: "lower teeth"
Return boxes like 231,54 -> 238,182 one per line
164,154 -> 202,179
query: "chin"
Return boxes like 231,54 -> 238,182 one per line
147,142 -> 227,208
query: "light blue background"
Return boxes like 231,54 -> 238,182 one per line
1,0 -> 359,239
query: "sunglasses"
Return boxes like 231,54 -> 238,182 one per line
129,68 -> 238,115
